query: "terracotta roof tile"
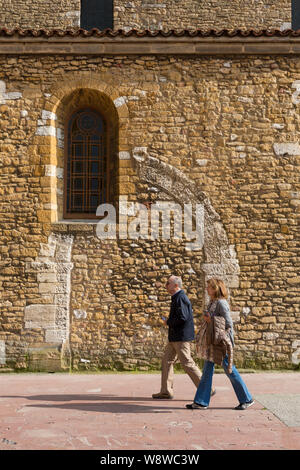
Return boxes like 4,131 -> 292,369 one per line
0,28 -> 300,38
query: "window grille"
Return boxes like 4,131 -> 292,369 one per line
64,108 -> 108,218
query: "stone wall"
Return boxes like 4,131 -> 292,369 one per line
0,53 -> 299,370
114,0 -> 292,31
0,0 -> 80,29
0,0 -> 292,31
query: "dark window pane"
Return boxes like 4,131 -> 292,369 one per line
74,178 -> 83,190
73,194 -> 83,208
73,133 -> 84,141
91,161 -> 99,173
81,0 -> 113,30
90,194 -> 99,209
91,133 -> 101,141
74,143 -> 83,157
292,0 -> 300,30
74,161 -> 84,173
91,145 -> 99,157
91,178 -> 99,190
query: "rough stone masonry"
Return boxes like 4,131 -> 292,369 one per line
0,1 -> 299,371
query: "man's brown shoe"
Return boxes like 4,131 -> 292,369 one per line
152,392 -> 174,399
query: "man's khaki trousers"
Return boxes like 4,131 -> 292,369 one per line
160,341 -> 202,396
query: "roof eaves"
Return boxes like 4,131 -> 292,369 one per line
0,27 -> 300,38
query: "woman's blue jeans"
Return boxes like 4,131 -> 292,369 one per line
194,356 -> 253,407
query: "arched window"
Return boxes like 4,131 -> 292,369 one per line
64,108 -> 108,219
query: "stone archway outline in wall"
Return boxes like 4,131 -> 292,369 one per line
132,152 -> 240,305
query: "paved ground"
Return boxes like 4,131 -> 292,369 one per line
0,371 -> 299,451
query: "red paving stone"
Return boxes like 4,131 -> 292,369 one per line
0,371 -> 299,450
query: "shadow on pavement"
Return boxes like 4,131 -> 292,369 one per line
1,394 -> 231,413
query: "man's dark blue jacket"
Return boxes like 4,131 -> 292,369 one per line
167,289 -> 195,342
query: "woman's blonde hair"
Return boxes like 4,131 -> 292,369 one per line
207,278 -> 228,299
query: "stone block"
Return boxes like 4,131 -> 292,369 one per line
119,151 -> 131,160
39,242 -> 56,258
45,328 -> 66,343
37,210 -> 51,223
24,304 -> 56,329
37,273 -> 57,283
28,261 -> 57,273
39,283 -> 57,294
35,125 -> 56,137
26,347 -> 67,372
0,340 -> 5,365
273,142 -> 300,156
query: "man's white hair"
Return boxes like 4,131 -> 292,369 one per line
169,275 -> 183,288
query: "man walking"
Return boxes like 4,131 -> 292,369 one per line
152,275 -> 205,399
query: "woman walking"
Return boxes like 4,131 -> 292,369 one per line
186,278 -> 254,410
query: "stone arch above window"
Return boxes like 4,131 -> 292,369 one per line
33,75 -> 130,225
